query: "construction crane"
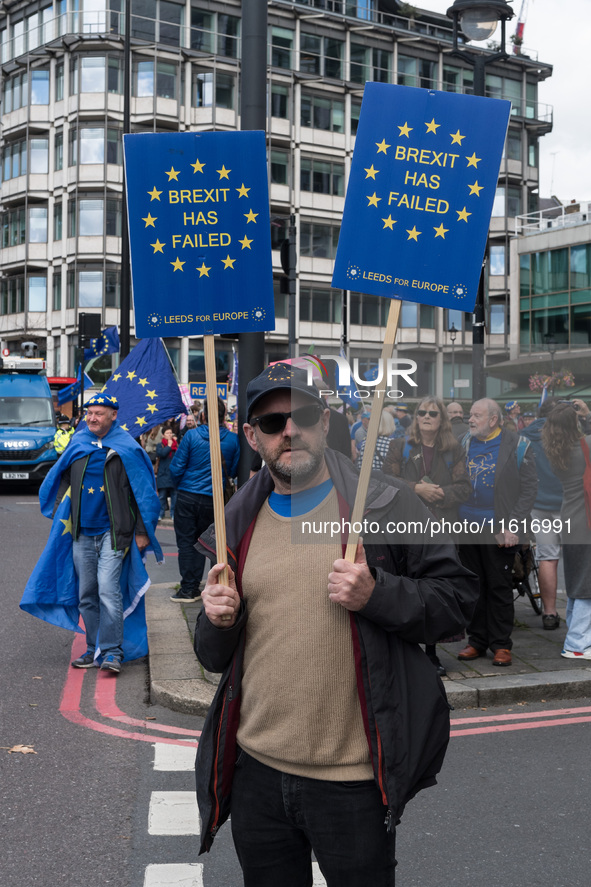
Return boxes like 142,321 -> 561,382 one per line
513,0 -> 530,54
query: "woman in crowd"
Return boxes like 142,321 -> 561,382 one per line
382,396 -> 471,674
355,409 -> 396,470
542,402 -> 591,659
156,427 -> 178,520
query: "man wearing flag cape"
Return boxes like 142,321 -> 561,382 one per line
20,393 -> 163,673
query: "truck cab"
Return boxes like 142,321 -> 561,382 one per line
0,355 -> 58,485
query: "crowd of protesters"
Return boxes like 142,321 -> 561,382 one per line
133,383 -> 590,667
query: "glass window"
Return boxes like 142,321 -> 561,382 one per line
324,39 -> 342,80
299,288 -> 341,324
156,61 -> 176,99
270,150 -> 289,186
489,245 -> 506,276
507,185 -> 522,218
401,301 -> 417,328
56,63 -> 64,101
67,270 -> 75,308
532,248 -> 568,295
193,70 -> 213,106
270,83 -> 289,119
373,49 -> 390,83
398,55 -> 417,87
78,270 -> 103,307
107,128 -> 122,164
490,303 -> 505,334
54,203 -> 63,240
420,303 -> 434,328
81,57 -> 105,92
79,199 -> 104,235
300,221 -> 339,259
159,0 -> 183,47
531,307 -> 569,348
132,0 -> 156,42
506,129 -> 521,162
134,60 -> 154,96
190,9 -> 213,52
55,130 -> 64,170
528,136 -> 538,168
492,186 -> 505,217
79,128 -> 104,164
301,93 -> 344,133
526,82 -> 537,119
300,158 -> 344,196
571,303 -> 591,347
218,14 -> 239,58
28,276 -> 47,312
351,100 -> 361,136
350,43 -> 369,84
106,198 -> 121,236
105,269 -> 120,306
520,253 -> 530,298
29,206 -> 48,243
300,34 -> 321,76
448,308 -> 463,330
30,138 -> 49,173
108,57 -> 123,93
31,69 -> 50,104
271,27 -> 292,69
571,244 -> 591,289
216,72 -> 234,109
53,273 -> 62,310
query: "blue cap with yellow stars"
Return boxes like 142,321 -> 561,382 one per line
86,393 -> 120,410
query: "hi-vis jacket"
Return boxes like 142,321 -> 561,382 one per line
194,449 -> 479,853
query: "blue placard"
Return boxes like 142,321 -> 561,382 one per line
190,383 -> 228,400
124,131 -> 276,338
332,83 -> 511,312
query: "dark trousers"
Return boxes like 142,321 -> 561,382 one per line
230,750 -> 397,887
173,490 -> 214,595
459,542 -> 517,651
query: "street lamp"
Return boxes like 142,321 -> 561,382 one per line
544,333 -> 558,394
446,0 -> 514,402
449,322 -> 458,400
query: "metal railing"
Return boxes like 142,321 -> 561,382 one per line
516,203 -> 591,235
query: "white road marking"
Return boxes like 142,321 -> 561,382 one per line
153,742 -> 196,771
148,791 -> 200,835
144,863 -> 204,886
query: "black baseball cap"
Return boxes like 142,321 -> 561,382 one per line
246,362 -> 325,421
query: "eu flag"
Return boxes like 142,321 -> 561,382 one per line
99,338 -> 187,437
57,364 -> 94,406
84,326 -> 120,361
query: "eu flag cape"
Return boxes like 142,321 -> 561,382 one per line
20,420 -> 163,661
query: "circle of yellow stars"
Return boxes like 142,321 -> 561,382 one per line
98,371 -> 160,432
368,118 -> 484,242
141,160 -> 258,275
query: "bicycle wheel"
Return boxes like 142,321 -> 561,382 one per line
522,561 -> 543,615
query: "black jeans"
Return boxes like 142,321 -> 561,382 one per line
459,541 -> 517,651
173,490 -> 214,595
230,750 -> 397,887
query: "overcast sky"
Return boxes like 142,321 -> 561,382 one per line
414,0 -> 591,204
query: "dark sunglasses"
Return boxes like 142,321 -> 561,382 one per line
417,409 -> 439,418
250,404 -> 324,435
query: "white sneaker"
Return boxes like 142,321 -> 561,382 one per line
561,649 -> 591,660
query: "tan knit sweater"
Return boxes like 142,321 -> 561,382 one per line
236,489 -> 373,781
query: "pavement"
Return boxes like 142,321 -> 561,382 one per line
145,580 -> 591,715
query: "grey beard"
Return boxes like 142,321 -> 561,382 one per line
267,447 -> 325,487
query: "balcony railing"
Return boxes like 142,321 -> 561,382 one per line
516,203 -> 591,235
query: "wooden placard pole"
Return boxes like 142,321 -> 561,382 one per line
345,298 -> 402,562
203,335 -> 229,589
